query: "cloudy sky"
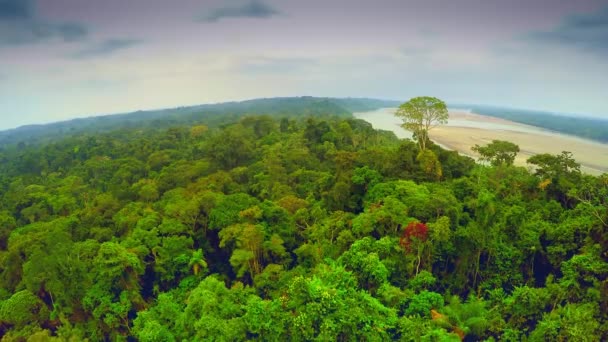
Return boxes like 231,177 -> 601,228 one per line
1,0 -> 607,130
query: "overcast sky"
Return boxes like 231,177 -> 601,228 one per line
1,0 -> 607,130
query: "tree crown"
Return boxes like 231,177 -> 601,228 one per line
395,96 -> 448,150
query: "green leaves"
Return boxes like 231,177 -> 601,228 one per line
503,286 -> 551,329
0,290 -> 49,328
283,263 -> 398,341
441,295 -> 499,339
208,193 -> 259,230
529,303 -> 601,341
339,238 -> 390,291
417,149 -> 443,180
0,113 -> 607,341
187,249 -> 206,272
181,277 -> 253,340
132,292 -> 183,342
472,140 -> 520,166
395,96 -> 449,151
404,290 -> 444,317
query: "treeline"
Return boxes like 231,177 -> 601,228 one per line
0,113 -> 606,341
468,105 -> 608,143
0,97 -> 398,147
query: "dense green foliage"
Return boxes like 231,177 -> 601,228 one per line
0,106 -> 606,340
0,97 -> 398,147
467,105 -> 608,143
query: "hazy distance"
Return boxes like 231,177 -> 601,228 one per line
1,0 -> 607,130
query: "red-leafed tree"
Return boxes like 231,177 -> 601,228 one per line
400,222 -> 429,251
400,221 -> 429,275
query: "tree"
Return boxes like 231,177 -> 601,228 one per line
0,211 -> 16,249
188,249 -> 208,276
471,140 -> 520,166
189,125 -> 208,139
529,303 -> 601,341
395,96 -> 448,151
527,151 -> 581,207
400,221 -> 430,275
283,263 -> 397,340
180,277 -> 252,340
338,238 -> 390,291
416,149 -> 443,180
132,293 -> 182,342
440,295 -> 501,340
527,151 -> 580,180
0,290 -> 49,329
204,124 -> 255,169
219,223 -> 265,278
569,174 -> 608,228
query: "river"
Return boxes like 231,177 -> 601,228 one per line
354,107 -> 608,175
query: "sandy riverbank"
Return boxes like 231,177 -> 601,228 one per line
354,108 -> 608,175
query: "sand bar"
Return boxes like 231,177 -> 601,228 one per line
354,108 -> 608,175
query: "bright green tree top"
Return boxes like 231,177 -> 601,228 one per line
395,96 -> 449,151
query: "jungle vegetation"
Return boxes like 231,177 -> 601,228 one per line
0,98 -> 606,341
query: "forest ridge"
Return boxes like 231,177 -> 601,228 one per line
2,97 -> 607,147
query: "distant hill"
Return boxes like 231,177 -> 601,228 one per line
461,105 -> 608,143
332,98 -> 401,112
0,97 -> 400,147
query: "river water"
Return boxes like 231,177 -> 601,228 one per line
353,107 -> 608,175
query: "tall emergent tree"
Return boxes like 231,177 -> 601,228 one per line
395,96 -> 449,151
